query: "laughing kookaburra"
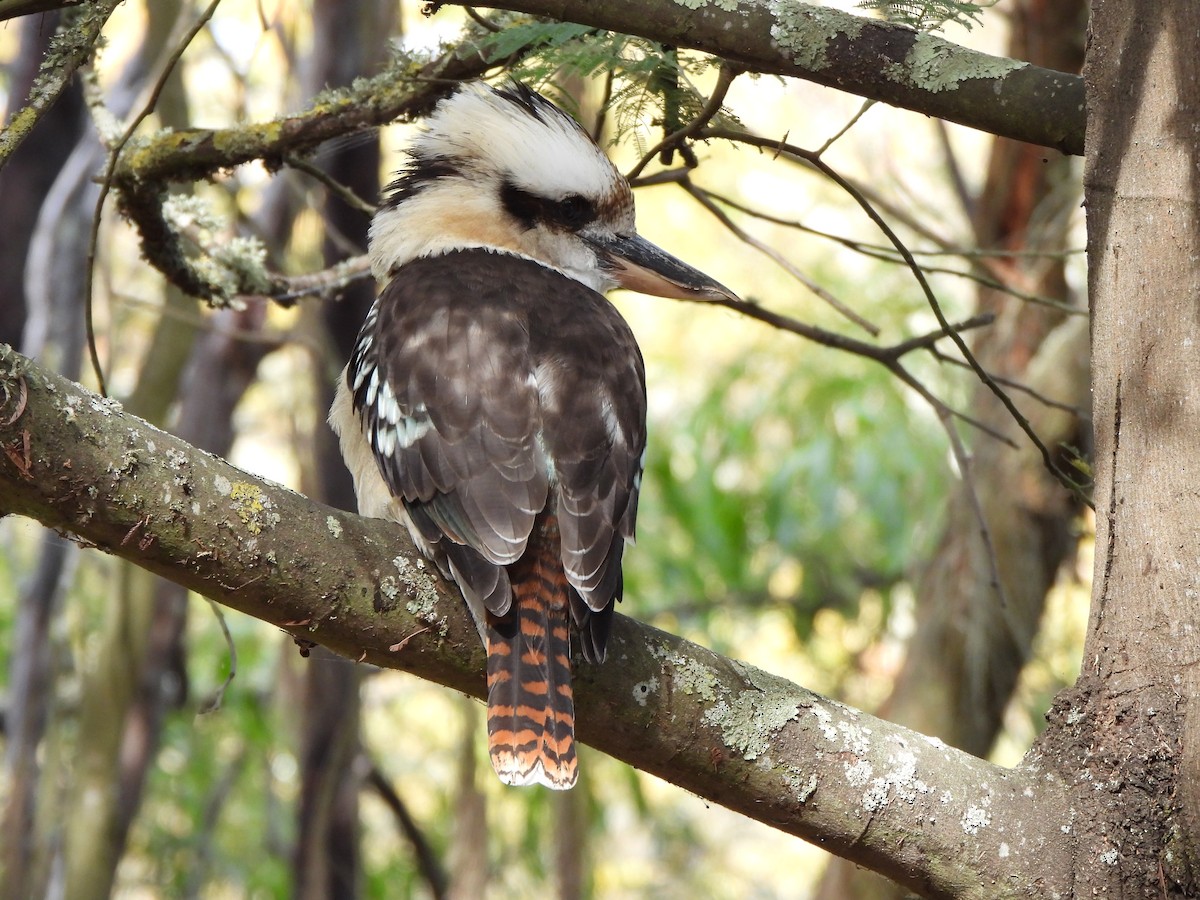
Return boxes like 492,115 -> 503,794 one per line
330,82 -> 736,789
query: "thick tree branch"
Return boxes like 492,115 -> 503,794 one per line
452,0 -> 1084,155
0,344 -> 1072,898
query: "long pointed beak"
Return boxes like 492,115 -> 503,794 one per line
585,232 -> 739,302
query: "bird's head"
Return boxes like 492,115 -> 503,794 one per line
369,81 -> 737,302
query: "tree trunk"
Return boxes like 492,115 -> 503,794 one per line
1034,0 -> 1200,893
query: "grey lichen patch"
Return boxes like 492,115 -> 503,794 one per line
785,771 -> 818,803
90,394 -> 124,416
702,682 -> 800,761
859,740 -> 932,813
325,515 -> 343,539
961,799 -> 992,834
667,652 -> 723,702
888,32 -> 1027,93
394,555 -> 441,623
961,782 -> 995,834
767,1 -> 865,71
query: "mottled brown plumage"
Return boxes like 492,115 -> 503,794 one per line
330,82 -> 735,789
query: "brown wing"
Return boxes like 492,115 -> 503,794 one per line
347,249 -> 646,661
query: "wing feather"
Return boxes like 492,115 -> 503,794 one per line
347,250 -> 646,659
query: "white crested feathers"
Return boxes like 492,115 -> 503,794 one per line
369,83 -> 635,290
416,82 -> 622,206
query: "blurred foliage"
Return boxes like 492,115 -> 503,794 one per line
626,345 -> 948,643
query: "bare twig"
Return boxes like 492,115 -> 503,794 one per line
365,761 -> 449,899
681,179 -> 880,336
815,98 -> 877,157
284,154 -> 378,215
462,5 -> 502,32
197,597 -> 237,714
701,126 -> 1091,505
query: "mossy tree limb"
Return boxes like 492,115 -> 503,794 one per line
0,344 -> 1076,897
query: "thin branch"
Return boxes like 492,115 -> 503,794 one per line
696,187 -> 1084,315
701,126 -> 1091,505
462,5 -> 502,33
681,179 -> 880,336
930,348 -> 1088,418
197,598 -> 237,714
365,761 -> 449,899
815,98 -> 877,157
284,154 -> 378,216
0,1 -> 123,168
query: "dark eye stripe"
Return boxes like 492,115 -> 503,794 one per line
501,182 -> 597,231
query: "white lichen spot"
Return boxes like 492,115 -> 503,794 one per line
1100,849 -> 1118,866
999,842 -> 1010,859
191,501 -> 201,515
326,515 -> 343,538
632,679 -> 659,706
961,803 -> 992,834
786,771 -> 818,802
672,0 -> 741,10
214,475 -> 232,496
940,790 -> 953,804
836,720 -> 872,756
89,395 -> 123,416
395,555 -> 441,621
811,704 -> 838,741
845,759 -> 873,787
669,653 -> 721,702
923,734 -> 947,750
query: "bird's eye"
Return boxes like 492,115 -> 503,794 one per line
556,194 -> 595,229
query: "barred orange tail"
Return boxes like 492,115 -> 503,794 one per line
485,514 -> 578,790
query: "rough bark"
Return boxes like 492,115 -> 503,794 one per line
0,342 -> 1076,898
